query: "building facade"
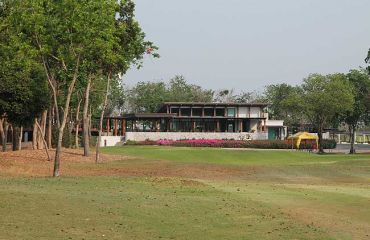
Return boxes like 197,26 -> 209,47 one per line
102,102 -> 286,145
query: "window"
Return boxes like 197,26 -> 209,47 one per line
216,108 -> 225,116
227,108 -> 236,117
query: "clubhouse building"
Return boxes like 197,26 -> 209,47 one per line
101,102 -> 286,146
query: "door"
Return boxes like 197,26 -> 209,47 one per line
268,127 -> 279,140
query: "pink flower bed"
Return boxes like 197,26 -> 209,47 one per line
127,138 -> 335,149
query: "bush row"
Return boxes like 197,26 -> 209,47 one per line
125,139 -> 337,149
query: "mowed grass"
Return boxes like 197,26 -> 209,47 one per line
0,146 -> 369,240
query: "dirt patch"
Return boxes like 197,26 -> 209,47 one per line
284,206 -> 370,240
0,148 -> 129,177
147,177 -> 207,187
0,148 -> 259,180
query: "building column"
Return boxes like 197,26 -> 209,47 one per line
114,119 -> 118,136
216,120 -> 220,132
192,120 -> 196,132
240,120 -> 243,132
122,119 -> 126,135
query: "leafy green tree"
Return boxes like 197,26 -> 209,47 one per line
0,1 -> 50,151
95,0 -> 158,163
126,76 -> 213,113
167,75 -> 214,102
342,69 -> 370,154
128,82 -> 168,113
264,84 -> 304,131
214,89 -> 236,103
301,74 -> 354,153
234,91 -> 264,104
365,48 -> 370,74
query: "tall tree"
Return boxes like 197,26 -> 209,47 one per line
0,1 -> 50,151
167,75 -> 213,102
301,74 -> 354,153
234,91 -> 263,104
264,84 -> 304,131
342,69 -> 370,154
126,76 -> 213,113
128,82 -> 168,113
95,0 -> 158,163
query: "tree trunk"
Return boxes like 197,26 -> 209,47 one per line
96,75 -> 111,164
53,128 -> 64,177
32,119 -> 38,150
88,106 -> 92,145
52,56 -> 81,177
83,77 -> 92,157
18,126 -> 23,151
41,110 -> 47,147
35,120 -> 51,161
75,98 -> 82,148
2,120 -> 8,152
349,124 -> 356,154
0,118 -> 5,152
47,107 -> 52,148
12,126 -> 19,151
317,125 -> 324,154
36,111 -> 47,149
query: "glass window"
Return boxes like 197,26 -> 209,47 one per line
227,108 -> 236,117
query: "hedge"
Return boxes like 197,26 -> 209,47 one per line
125,139 -> 337,150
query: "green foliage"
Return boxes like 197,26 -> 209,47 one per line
302,74 -> 354,125
128,82 -> 167,113
166,75 -> 214,102
343,69 -> 370,126
127,75 -> 214,113
301,73 -> 354,152
51,125 -> 73,148
0,6 -> 50,126
264,84 -> 303,126
365,48 -> 370,74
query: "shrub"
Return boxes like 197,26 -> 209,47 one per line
321,139 -> 337,149
125,139 -> 337,150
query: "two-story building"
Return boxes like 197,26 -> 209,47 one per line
102,102 -> 286,145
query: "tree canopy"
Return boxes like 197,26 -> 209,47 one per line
301,73 -> 354,153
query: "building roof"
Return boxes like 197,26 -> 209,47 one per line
158,102 -> 268,112
161,102 -> 268,107
108,113 -> 177,119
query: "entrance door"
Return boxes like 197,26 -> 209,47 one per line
268,127 -> 279,140
227,120 -> 235,132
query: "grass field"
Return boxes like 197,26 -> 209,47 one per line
0,146 -> 369,239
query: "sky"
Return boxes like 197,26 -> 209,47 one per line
124,0 -> 370,92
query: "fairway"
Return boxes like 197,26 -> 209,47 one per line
0,147 -> 369,240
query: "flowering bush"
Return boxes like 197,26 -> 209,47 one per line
128,139 -> 336,150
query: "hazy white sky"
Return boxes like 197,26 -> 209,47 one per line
124,0 -> 370,91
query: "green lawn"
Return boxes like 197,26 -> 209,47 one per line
0,146 -> 369,239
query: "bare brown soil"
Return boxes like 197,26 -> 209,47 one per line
0,148 -> 249,179
0,148 -> 129,177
